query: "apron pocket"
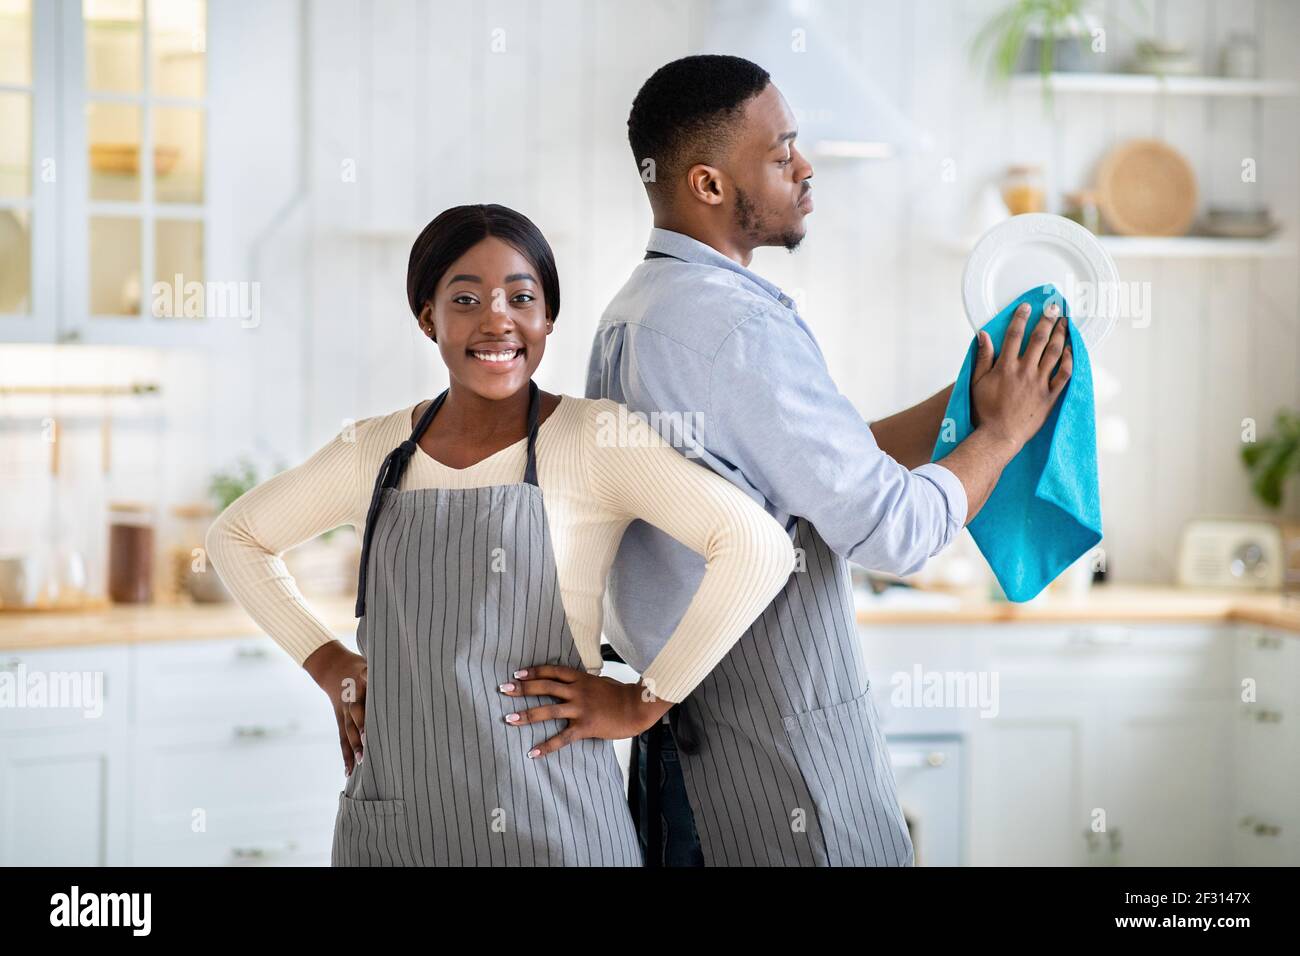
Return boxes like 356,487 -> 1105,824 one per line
781,687 -> 913,866
331,793 -> 414,867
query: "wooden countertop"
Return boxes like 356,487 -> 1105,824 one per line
1,586 -> 1298,653
856,584 -> 1300,633
0,596 -> 360,653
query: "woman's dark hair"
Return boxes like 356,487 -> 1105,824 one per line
406,204 -> 560,323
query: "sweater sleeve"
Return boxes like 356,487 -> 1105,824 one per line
581,400 -> 795,703
205,421 -> 372,667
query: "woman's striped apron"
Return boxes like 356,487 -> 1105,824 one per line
331,381 -> 643,866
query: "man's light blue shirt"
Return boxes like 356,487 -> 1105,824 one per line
586,227 -> 968,673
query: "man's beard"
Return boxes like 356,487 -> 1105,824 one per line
734,186 -> 804,252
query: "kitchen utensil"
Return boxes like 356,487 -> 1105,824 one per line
962,212 -> 1120,352
1095,139 -> 1197,236
1201,206 -> 1279,239
1220,33 -> 1259,79
48,548 -> 88,608
0,555 -> 44,609
1177,517 -> 1283,590
1132,38 -> 1200,75
1062,190 -> 1102,234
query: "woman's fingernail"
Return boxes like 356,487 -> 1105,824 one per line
513,669 -> 528,679
1044,302 -> 1060,318
355,750 -> 363,764
527,748 -> 541,759
505,713 -> 520,723
1016,303 -> 1030,314
499,682 -> 514,693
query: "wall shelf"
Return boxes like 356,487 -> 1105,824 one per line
939,232 -> 1296,260
1096,235 -> 1296,259
1008,72 -> 1298,98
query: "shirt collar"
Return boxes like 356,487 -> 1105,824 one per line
646,227 -> 796,310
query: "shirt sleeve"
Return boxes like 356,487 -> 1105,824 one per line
581,400 -> 795,704
204,423 -> 368,667
707,306 -> 967,576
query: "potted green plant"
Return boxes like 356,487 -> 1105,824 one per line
1241,411 -> 1300,511
185,457 -> 263,603
208,456 -> 260,512
972,0 -> 1141,92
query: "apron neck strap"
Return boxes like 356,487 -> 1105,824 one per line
522,379 -> 541,487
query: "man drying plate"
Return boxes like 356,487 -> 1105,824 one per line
587,55 -> 1073,866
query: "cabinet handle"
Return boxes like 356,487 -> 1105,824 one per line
232,722 -> 298,740
229,840 -> 299,862
1,657 -> 20,671
1238,816 -> 1282,838
1067,627 -> 1131,646
889,751 -> 947,769
1252,633 -> 1283,651
234,645 -> 271,661
1252,709 -> 1284,724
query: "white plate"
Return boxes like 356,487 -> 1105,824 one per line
961,213 -> 1119,352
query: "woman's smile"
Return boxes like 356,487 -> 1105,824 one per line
469,343 -> 525,370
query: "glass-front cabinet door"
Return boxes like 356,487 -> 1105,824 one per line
0,0 -> 57,342
64,0 -> 208,344
0,0 -> 208,344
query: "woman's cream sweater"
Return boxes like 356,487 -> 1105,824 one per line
206,395 -> 795,703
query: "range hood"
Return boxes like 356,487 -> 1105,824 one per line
702,0 -> 931,160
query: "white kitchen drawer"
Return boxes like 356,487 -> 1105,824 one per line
990,623 -> 1232,695
133,816 -> 337,866
130,718 -> 343,845
132,636 -> 324,726
0,646 -> 129,733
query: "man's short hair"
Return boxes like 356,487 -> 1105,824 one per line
627,54 -> 771,193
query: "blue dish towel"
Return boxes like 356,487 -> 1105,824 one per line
931,283 -> 1102,602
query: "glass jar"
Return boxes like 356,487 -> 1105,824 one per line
1001,165 -> 1046,216
107,502 -> 155,604
1062,190 -> 1102,234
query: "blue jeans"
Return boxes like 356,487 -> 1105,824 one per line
633,721 -> 704,867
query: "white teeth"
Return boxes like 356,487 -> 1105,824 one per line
472,349 -> 519,363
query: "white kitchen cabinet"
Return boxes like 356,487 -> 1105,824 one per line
0,646 -> 131,865
0,634 -> 344,867
0,730 -> 129,865
1,0 -> 221,347
1231,627 -> 1300,865
968,685 -> 1093,866
127,635 -> 344,865
861,619 -> 1285,866
1101,697 -> 1234,865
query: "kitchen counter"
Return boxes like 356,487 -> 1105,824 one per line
1,585 -> 1298,653
0,595 -> 359,653
856,584 -> 1300,633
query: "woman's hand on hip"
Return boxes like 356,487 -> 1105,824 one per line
498,664 -> 673,758
303,640 -> 368,777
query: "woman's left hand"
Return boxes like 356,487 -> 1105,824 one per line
498,664 -> 673,758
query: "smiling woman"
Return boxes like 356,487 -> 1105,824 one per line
204,202 -> 797,867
